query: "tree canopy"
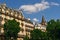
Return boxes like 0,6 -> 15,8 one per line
23,19 -> 60,40
30,29 -> 46,40
46,19 -> 60,40
4,19 -> 20,40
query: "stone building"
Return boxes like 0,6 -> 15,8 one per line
0,3 -> 34,40
35,16 -> 47,32
0,3 -> 47,40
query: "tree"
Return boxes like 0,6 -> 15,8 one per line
46,19 -> 60,40
4,19 -> 20,40
23,34 -> 29,40
30,29 -> 45,40
55,19 -> 60,40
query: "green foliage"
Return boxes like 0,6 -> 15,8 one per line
30,29 -> 46,40
47,19 -> 56,31
23,35 -> 29,40
4,19 -> 20,40
3,18 -> 60,40
46,19 -> 60,40
24,19 -> 60,40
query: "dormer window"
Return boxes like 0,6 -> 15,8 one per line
6,8 -> 9,13
3,6 -> 6,9
5,7 -> 11,15
11,10 -> 14,16
15,12 -> 17,17
11,12 -> 13,16
2,8 -> 5,13
2,3 -> 6,9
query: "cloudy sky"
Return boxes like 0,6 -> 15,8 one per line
0,0 -> 60,23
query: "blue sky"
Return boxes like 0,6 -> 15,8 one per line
0,0 -> 60,23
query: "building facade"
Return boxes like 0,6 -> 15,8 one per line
35,16 -> 47,32
0,3 -> 34,40
0,3 -> 47,40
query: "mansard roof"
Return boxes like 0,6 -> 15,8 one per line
0,3 -> 33,24
0,3 -> 24,17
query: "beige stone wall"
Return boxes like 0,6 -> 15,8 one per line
35,24 -> 46,32
17,38 -> 23,40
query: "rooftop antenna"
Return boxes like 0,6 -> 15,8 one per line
19,9 -> 25,18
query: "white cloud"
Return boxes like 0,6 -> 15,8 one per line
20,5 -> 37,13
19,0 -> 60,14
33,18 -> 39,22
51,2 -> 60,6
34,1 -> 50,11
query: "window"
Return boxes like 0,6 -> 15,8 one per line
21,23 -> 24,27
4,18 -> 8,22
2,8 -> 5,13
0,8 -> 1,12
